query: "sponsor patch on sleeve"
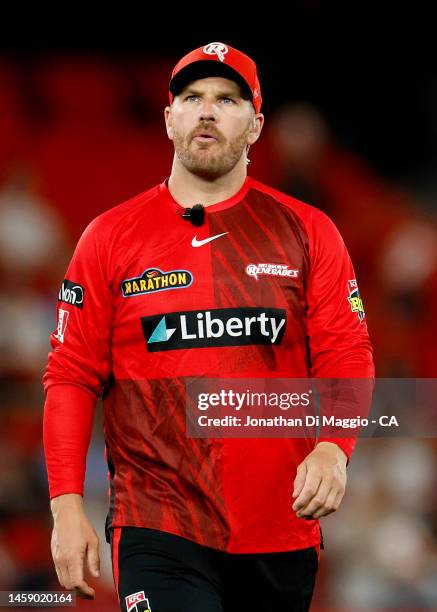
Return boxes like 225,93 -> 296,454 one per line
347,279 -> 365,322
58,279 -> 85,309
54,307 -> 69,343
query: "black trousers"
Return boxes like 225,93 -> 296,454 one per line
109,527 -> 319,612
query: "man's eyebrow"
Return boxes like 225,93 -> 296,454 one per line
181,88 -> 242,98
181,88 -> 201,96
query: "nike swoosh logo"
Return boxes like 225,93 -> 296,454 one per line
192,232 -> 229,247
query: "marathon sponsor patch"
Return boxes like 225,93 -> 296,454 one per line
141,307 -> 287,352
121,268 -> 193,298
125,590 -> 152,612
54,307 -> 69,343
58,279 -> 85,309
347,279 -> 365,322
246,262 -> 299,281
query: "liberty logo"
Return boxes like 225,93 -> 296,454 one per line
203,42 -> 228,62
147,316 -> 176,344
141,307 -> 287,352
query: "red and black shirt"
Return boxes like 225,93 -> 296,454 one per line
43,175 -> 374,553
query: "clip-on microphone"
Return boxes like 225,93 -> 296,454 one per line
182,203 -> 205,226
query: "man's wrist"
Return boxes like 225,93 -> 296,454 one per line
314,441 -> 348,464
50,493 -> 84,517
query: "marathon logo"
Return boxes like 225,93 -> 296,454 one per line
141,307 -> 287,352
246,262 -> 299,281
125,590 -> 152,612
121,268 -> 193,298
347,279 -> 365,322
58,279 -> 84,309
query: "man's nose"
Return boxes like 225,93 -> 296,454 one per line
198,99 -> 217,120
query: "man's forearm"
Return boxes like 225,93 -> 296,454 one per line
43,384 -> 96,499
315,376 -> 375,465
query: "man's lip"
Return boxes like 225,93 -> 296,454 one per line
193,134 -> 218,141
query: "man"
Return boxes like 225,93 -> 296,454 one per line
43,42 -> 374,612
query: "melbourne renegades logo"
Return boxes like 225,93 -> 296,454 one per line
203,42 -> 228,62
125,590 -> 152,612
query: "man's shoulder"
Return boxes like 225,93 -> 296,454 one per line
88,182 -> 162,234
249,176 -> 338,232
248,176 -> 315,215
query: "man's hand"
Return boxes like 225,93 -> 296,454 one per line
292,442 -> 348,520
50,493 -> 100,599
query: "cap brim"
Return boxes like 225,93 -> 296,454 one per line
169,60 -> 253,100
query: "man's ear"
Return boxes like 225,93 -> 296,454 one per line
248,113 -> 264,146
164,105 -> 174,140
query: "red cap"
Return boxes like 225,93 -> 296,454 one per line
168,42 -> 262,113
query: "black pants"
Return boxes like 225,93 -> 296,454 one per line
109,527 -> 319,612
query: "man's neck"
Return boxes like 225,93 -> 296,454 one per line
167,160 -> 247,208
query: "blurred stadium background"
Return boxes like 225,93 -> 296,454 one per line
1,9 -> 436,611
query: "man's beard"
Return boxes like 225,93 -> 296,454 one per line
172,120 -> 251,181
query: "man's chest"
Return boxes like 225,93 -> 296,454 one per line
108,219 -> 308,355
111,221 -> 306,316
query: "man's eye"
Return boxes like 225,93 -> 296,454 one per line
185,95 -> 199,101
220,97 -> 234,104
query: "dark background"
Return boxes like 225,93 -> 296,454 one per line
2,5 -> 435,185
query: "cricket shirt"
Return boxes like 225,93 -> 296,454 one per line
43,174 -> 374,553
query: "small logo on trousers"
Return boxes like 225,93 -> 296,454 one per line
125,590 -> 152,612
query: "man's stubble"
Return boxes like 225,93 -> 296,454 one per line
172,118 -> 252,181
